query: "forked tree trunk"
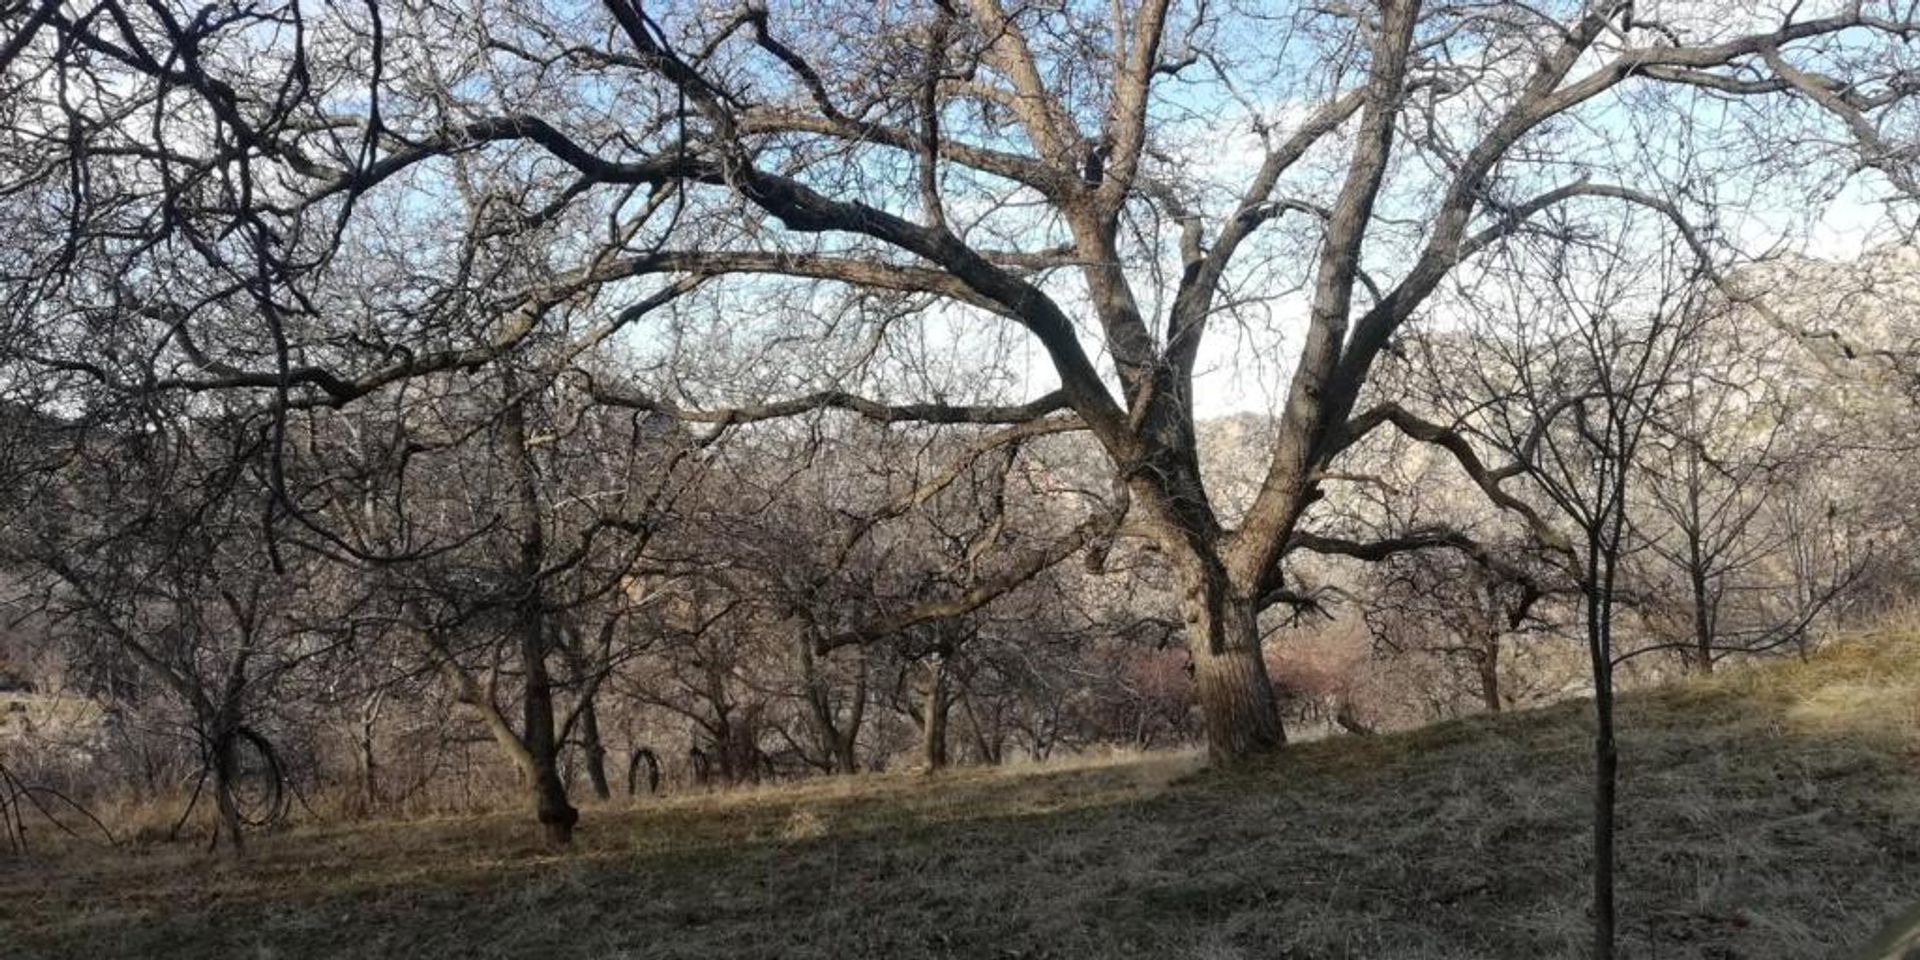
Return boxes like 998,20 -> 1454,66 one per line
796,632 -> 865,774
1179,568 -> 1284,761
427,611 -> 573,836
959,686 -> 1001,765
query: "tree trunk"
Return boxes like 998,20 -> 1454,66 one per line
921,656 -> 950,771
1180,567 -> 1284,761
1478,632 -> 1503,713
1683,461 -> 1716,674
837,649 -> 867,774
210,731 -> 245,854
716,703 -> 763,784
959,685 -> 1000,765
354,727 -> 378,813
1688,560 -> 1715,674
627,747 -> 661,796
796,632 -> 863,774
578,695 -> 611,802
353,690 -> 383,814
1588,542 -> 1621,960
1592,705 -> 1618,960
520,620 -> 577,844
503,390 -> 578,846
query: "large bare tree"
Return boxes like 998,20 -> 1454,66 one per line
5,0 -> 1918,760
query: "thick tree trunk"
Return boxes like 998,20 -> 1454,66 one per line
1191,643 -> 1282,760
1180,574 -> 1284,761
520,626 -> 578,845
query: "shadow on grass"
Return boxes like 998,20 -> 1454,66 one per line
10,641 -> 1920,959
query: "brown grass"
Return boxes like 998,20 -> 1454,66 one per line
9,638 -> 1920,959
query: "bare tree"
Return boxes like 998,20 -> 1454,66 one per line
1632,318 -> 1872,672
8,0 -> 1916,761
1362,540 -> 1557,714
3,405 -> 338,851
1458,228 -> 1710,960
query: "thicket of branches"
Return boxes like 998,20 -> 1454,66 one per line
4,0 -> 1920,952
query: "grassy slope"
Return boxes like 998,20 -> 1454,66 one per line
9,637 -> 1920,959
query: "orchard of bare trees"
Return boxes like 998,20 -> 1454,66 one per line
5,0 -> 1920,955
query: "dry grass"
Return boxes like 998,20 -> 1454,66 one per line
9,640 -> 1920,959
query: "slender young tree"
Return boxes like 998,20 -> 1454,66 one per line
1467,233 -> 1709,960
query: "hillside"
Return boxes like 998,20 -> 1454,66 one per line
9,636 -> 1920,959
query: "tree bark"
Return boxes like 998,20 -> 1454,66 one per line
578,695 -> 611,802
1588,539 -> 1621,960
1688,546 -> 1715,674
796,632 -> 864,774
352,689 -> 384,814
209,729 -> 245,854
837,649 -> 867,774
1179,566 -> 1284,761
1477,632 -> 1503,713
921,656 -> 950,771
353,727 -> 378,812
959,685 -> 1000,765
627,747 -> 661,796
503,390 -> 579,846
519,619 -> 577,844
715,702 -> 764,784
1592,708 -> 1618,960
